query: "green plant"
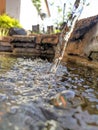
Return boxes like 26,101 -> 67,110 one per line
32,0 -> 41,14
0,28 -> 9,36
0,14 -> 22,36
0,14 -> 22,28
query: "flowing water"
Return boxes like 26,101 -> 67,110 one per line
0,55 -> 98,130
49,0 -> 86,73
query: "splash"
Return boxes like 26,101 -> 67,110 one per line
49,0 -> 86,73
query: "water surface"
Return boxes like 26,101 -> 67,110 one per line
0,55 -> 98,130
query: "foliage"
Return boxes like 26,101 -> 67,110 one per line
0,28 -> 9,36
32,0 -> 47,20
0,14 -> 22,36
32,0 -> 41,14
0,14 -> 22,29
48,1 -> 64,30
49,0 -> 90,32
54,28 -> 61,34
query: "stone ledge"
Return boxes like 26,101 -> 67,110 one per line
13,48 -> 41,55
30,33 -> 59,44
0,36 -> 12,42
12,42 -> 36,48
11,35 -> 36,43
0,41 -> 12,52
62,54 -> 98,70
0,46 -> 12,52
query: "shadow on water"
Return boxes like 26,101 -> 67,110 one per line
0,55 -> 98,130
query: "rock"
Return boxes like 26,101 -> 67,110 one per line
0,44 -> 12,52
40,107 -> 57,120
89,52 -> 98,61
49,90 -> 85,108
41,35 -> 59,45
0,36 -> 12,42
66,15 -> 98,58
13,48 -> 41,56
8,106 -> 18,114
11,35 -> 36,43
0,36 -> 12,52
30,34 -> 59,45
0,93 -> 8,101
9,27 -> 27,36
60,90 -> 75,99
44,120 -> 64,130
49,90 -> 75,108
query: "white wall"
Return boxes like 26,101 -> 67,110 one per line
6,0 -> 21,20
20,0 -> 41,30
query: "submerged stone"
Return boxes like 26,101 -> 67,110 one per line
0,57 -> 98,130
0,93 -> 8,101
49,90 -> 75,108
49,90 -> 85,108
60,90 -> 75,99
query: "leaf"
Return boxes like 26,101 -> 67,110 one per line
86,3 -> 90,6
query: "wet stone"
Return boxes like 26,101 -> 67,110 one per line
60,90 -> 75,99
0,93 -> 8,101
49,90 -> 85,109
49,93 -> 69,108
40,107 -> 58,120
0,57 -> 98,130
43,120 -> 64,130
11,35 -> 35,43
8,106 -> 18,114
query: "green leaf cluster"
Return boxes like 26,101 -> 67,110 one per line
0,28 -> 9,36
32,0 -> 41,14
0,14 -> 22,29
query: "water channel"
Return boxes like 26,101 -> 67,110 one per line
0,55 -> 98,130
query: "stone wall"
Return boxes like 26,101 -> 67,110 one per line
0,14 -> 98,64
65,15 -> 98,61
0,34 -> 58,59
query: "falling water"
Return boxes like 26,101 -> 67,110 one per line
49,0 -> 86,73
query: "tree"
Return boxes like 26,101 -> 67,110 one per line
32,0 -> 47,20
32,0 -> 41,14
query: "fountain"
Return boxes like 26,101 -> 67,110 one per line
0,1 -> 98,130
49,0 -> 86,73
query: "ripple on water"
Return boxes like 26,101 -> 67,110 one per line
0,56 -> 98,130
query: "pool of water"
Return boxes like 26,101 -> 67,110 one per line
0,55 -> 98,130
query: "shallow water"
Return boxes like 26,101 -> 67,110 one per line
0,55 -> 98,130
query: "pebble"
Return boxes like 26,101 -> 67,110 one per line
50,90 -> 75,108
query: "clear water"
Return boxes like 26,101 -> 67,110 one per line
49,0 -> 86,73
0,55 -> 98,130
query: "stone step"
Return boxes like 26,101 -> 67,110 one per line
0,41 -> 12,52
11,35 -> 36,43
0,36 -> 12,43
30,34 -> 59,45
12,42 -> 36,48
0,41 -> 11,46
0,35 -> 57,57
13,48 -> 41,55
0,45 -> 12,52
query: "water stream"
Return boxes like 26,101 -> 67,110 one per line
49,0 -> 86,73
0,55 -> 98,130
